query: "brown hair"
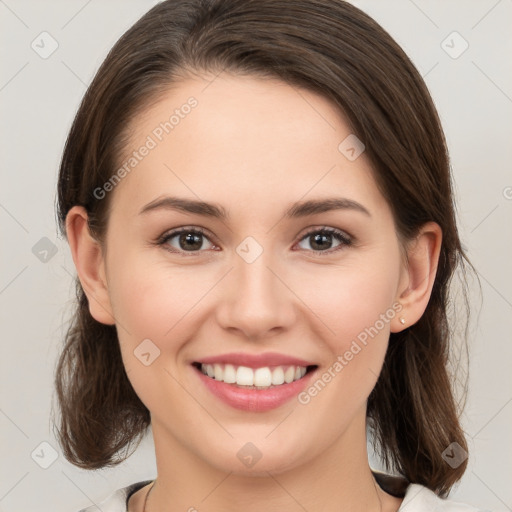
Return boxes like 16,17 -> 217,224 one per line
53,0 -> 475,496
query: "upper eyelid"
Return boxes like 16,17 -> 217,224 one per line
301,226 -> 352,239
160,226 -> 216,243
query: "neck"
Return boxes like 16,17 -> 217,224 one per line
146,409 -> 399,512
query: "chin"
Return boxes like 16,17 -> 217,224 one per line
201,436 -> 308,477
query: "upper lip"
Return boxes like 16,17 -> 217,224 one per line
193,352 -> 317,369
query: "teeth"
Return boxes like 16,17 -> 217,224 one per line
200,363 -> 309,388
271,366 -> 285,385
214,364 -> 223,381
254,367 -> 272,387
284,366 -> 295,383
223,364 -> 236,383
237,365 -> 256,386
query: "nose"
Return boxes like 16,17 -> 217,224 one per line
215,249 -> 297,341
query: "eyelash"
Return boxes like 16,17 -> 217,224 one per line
155,226 -> 353,257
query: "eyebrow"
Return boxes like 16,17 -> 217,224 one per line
139,196 -> 371,219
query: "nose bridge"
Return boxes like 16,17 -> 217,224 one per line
216,239 -> 296,338
237,247 -> 278,300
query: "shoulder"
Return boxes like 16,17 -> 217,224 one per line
75,480 -> 153,512
400,483 -> 488,511
372,470 -> 489,511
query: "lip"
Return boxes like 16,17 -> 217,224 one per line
192,351 -> 316,369
191,363 -> 319,412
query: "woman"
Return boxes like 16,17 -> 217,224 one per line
54,1 -> 482,510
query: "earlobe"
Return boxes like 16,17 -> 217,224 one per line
65,206 -> 116,325
391,222 -> 442,332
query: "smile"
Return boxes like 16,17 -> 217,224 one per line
191,362 -> 319,412
193,362 -> 317,389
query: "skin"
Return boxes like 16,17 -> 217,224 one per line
66,72 -> 442,512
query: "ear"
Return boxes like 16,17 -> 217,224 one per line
65,206 -> 115,325
391,221 -> 442,332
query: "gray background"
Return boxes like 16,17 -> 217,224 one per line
1,0 -> 511,510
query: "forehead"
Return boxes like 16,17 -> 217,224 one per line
109,72 -> 389,221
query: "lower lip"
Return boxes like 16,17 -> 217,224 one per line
192,365 -> 318,412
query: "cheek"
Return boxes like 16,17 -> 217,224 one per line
293,257 -> 400,403
105,222 -> 203,328
297,261 -> 399,347
105,255 -> 204,412
106,248 -> 225,389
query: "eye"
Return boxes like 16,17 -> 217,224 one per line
155,226 -> 353,257
157,227 -> 217,255
295,227 -> 352,255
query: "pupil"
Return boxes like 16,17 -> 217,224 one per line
181,232 -> 202,250
311,233 -> 331,250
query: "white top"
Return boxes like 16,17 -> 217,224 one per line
76,478 -> 486,512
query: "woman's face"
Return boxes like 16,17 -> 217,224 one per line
99,72 -> 409,474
